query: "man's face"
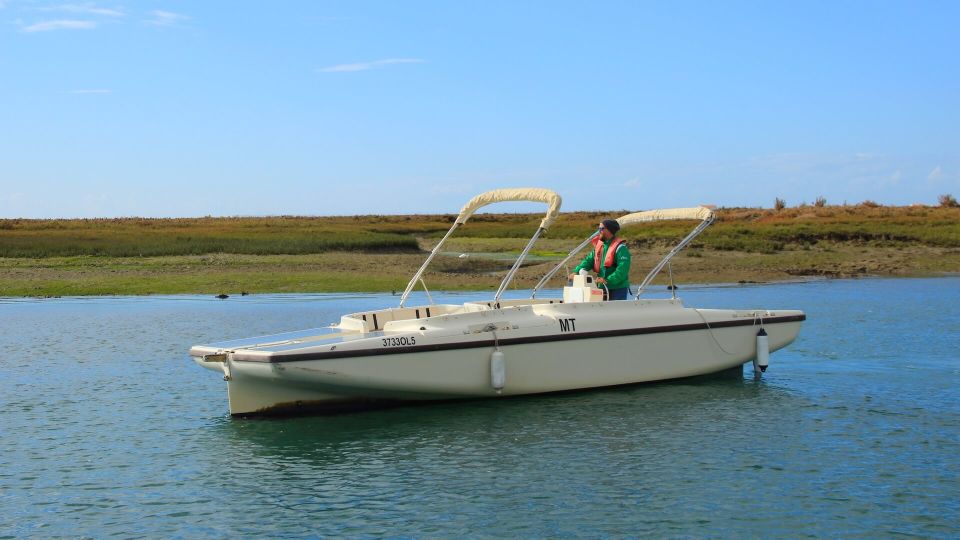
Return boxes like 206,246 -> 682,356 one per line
599,224 -> 613,241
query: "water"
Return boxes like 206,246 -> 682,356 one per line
2,278 -> 958,538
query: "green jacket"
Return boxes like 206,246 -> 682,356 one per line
573,237 -> 631,290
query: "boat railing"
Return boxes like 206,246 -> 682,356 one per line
461,298 -> 563,312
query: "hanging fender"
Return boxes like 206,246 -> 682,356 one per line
490,349 -> 505,393
753,328 -> 769,375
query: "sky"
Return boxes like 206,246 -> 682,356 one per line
1,1 -> 958,218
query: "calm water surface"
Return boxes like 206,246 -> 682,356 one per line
2,278 -> 958,538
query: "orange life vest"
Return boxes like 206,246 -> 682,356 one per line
592,237 -> 626,273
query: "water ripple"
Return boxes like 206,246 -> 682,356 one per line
1,279 -> 959,537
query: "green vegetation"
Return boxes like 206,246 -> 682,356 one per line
4,206 -> 958,258
0,216 -> 418,258
706,206 -> 960,251
1,205 -> 958,296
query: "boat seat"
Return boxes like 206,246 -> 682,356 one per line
339,304 -> 465,333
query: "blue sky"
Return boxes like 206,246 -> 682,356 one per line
1,1 -> 957,218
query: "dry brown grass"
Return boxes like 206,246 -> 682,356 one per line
1,205 -> 958,295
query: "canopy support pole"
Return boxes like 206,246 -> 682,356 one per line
399,223 -> 459,307
634,216 -> 713,298
530,232 -> 599,298
494,227 -> 544,304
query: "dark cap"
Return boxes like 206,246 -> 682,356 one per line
601,219 -> 620,235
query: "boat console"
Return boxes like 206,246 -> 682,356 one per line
562,270 -> 605,303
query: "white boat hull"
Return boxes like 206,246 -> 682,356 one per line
189,193 -> 806,416
192,300 -> 804,415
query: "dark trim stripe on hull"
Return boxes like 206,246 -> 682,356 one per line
230,314 -> 805,363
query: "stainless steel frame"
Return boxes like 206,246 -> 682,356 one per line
530,209 -> 715,299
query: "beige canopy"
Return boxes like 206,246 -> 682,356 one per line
456,188 -> 563,230
400,187 -> 562,306
616,206 -> 714,227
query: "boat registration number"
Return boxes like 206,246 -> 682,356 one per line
382,336 -> 416,347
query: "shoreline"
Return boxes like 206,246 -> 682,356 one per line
4,266 -> 958,299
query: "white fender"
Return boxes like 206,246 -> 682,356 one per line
490,350 -> 505,392
754,328 -> 770,374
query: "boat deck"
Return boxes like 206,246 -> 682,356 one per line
189,326 -> 382,358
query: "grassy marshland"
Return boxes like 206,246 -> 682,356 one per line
0,216 -> 419,258
2,205 -> 958,296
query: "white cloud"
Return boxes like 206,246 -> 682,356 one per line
319,58 -> 425,73
40,4 -> 124,17
22,19 -> 97,32
146,10 -> 189,26
623,178 -> 641,188
889,169 -> 902,184
69,89 -> 111,94
928,165 -> 943,181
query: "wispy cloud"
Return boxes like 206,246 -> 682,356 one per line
319,58 -> 425,73
928,165 -> 943,181
40,4 -> 125,17
145,10 -> 189,27
22,19 -> 97,32
623,178 -> 641,188
69,89 -> 112,94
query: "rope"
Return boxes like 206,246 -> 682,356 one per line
693,308 -> 736,356
483,323 -> 501,351
753,310 -> 767,330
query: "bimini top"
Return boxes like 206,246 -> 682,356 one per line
616,206 -> 715,227
399,187 -> 562,307
456,187 -> 563,230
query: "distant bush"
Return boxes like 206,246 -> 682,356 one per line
0,218 -> 421,257
774,198 -> 786,211
4,207 -> 960,259
814,196 -> 827,208
939,194 -> 959,208
860,200 -> 882,208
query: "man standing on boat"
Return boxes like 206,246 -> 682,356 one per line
569,219 -> 632,300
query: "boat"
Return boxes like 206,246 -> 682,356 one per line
189,188 -> 805,416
